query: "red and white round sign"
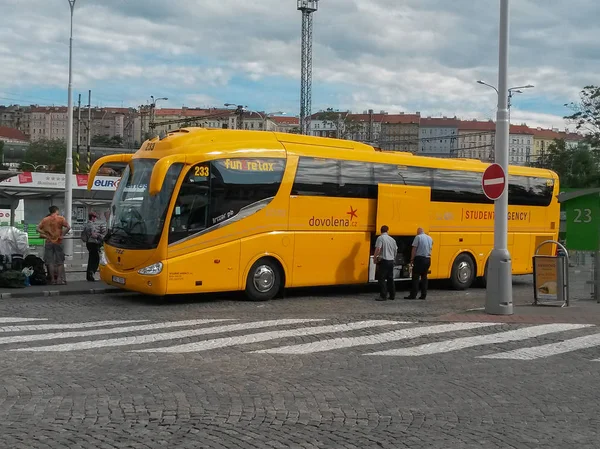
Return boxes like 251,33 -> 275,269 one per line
482,163 -> 506,200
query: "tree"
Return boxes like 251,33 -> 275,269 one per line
22,139 -> 66,173
91,134 -> 124,148
535,138 -> 600,188
314,108 -> 361,140
565,85 -> 600,151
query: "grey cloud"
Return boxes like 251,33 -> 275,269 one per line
0,0 -> 597,128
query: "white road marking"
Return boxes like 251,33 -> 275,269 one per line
483,177 -> 504,186
254,322 -> 499,355
11,319 -> 321,352
480,330 -> 600,360
0,317 -> 48,324
0,319 -> 232,346
371,323 -> 592,357
134,320 -> 403,353
0,320 -> 148,333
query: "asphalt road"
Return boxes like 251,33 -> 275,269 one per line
1,279 -> 599,448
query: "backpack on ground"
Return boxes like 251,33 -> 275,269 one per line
23,255 -> 47,286
0,270 -> 26,288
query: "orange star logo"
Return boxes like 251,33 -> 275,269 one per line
347,206 -> 358,220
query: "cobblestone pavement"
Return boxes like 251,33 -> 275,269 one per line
1,278 -> 599,448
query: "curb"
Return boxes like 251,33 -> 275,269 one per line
0,287 -> 124,299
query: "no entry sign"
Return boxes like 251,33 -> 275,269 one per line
482,163 -> 506,200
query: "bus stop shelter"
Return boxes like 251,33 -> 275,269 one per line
0,171 -> 119,227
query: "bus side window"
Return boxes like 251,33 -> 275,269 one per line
168,165 -> 210,243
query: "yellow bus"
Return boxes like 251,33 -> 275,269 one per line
88,128 -> 559,300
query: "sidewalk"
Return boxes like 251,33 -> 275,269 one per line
435,298 -> 600,325
0,271 -> 123,299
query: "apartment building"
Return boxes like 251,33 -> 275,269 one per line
148,107 -> 234,137
456,120 -> 496,161
419,116 -> 460,157
28,106 -> 128,146
29,107 -> 68,142
0,105 -> 31,138
267,116 -> 299,133
379,113 -> 421,152
509,124 -> 534,165
346,110 -> 387,144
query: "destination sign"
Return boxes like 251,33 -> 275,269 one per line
224,159 -> 275,172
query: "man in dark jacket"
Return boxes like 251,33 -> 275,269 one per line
81,212 -> 106,282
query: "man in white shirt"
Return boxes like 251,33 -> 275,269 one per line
405,227 -> 433,300
374,225 -> 398,301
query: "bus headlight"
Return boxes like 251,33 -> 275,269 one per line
138,262 -> 163,275
99,250 -> 108,266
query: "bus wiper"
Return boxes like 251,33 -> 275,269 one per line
105,225 -> 129,241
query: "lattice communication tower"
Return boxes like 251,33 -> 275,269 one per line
297,0 -> 319,135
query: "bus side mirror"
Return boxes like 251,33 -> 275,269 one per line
149,155 -> 187,196
87,154 -> 133,190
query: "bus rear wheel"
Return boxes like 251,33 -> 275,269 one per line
450,253 -> 476,290
477,260 -> 489,288
245,258 -> 282,301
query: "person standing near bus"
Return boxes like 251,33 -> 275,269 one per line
374,225 -> 398,301
405,227 -> 433,300
81,211 -> 106,282
37,206 -> 71,285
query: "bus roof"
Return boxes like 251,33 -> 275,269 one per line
134,127 -> 557,180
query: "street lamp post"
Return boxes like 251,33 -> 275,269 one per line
507,85 -> 534,114
264,112 -> 285,131
224,103 -> 247,130
64,0 -> 76,261
486,0 -> 513,315
246,110 -> 285,131
477,79 -> 535,163
149,96 -> 168,137
477,81 -> 534,120
21,162 -> 44,172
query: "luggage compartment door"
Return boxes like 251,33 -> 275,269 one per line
376,183 -> 431,235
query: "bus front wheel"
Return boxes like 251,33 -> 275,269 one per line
450,253 -> 476,290
245,258 -> 282,301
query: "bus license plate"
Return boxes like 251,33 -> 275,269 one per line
112,276 -> 126,285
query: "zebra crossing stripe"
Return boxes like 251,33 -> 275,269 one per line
0,320 -> 148,333
134,320 -> 403,353
0,317 -> 47,324
480,330 -> 600,360
0,319 -> 232,346
253,322 -> 500,355
11,319 -> 321,352
369,323 -> 593,357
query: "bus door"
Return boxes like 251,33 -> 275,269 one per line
369,184 -> 431,281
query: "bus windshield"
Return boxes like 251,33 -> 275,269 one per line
106,159 -> 183,249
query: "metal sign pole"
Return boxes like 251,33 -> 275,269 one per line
485,0 -> 513,315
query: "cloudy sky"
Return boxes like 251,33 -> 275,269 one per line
0,0 -> 598,129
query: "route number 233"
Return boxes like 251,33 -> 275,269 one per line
573,208 -> 592,223
194,165 -> 210,177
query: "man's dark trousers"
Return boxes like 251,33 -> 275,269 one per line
378,259 -> 395,300
86,242 -> 100,279
411,256 -> 431,298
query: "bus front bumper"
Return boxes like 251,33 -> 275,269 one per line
99,263 -> 167,296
